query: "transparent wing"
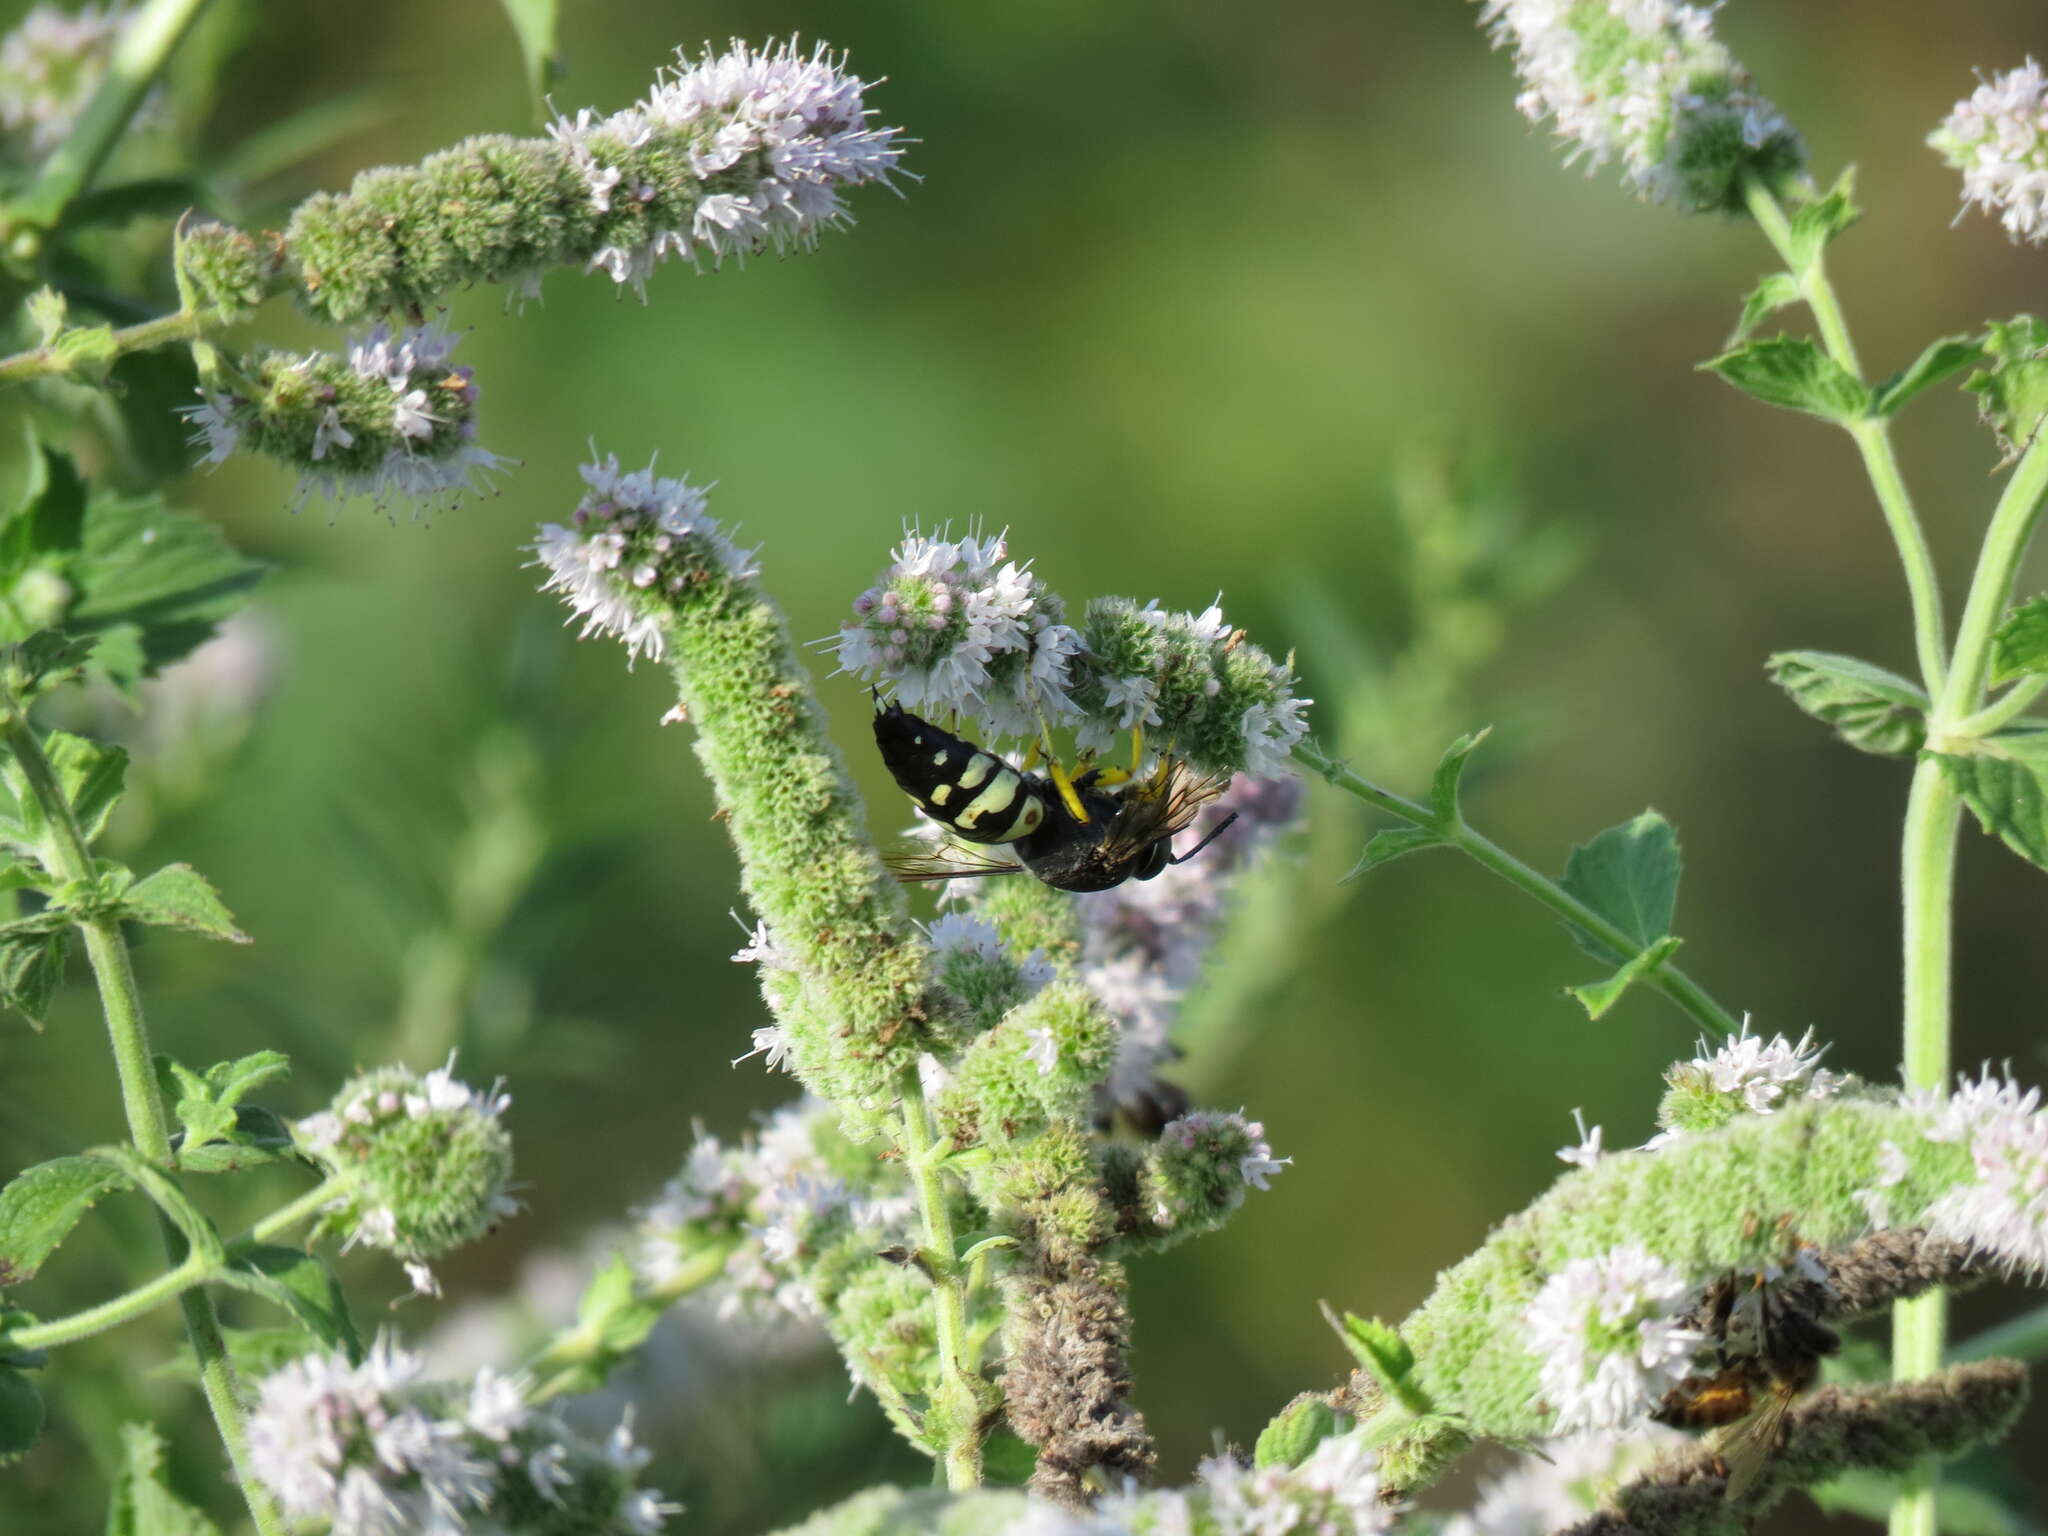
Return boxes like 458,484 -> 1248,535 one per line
1098,762 -> 1230,864
1715,1380 -> 1798,1503
883,841 -> 1025,884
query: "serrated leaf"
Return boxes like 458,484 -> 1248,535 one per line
104,1421 -> 222,1536
0,1365 -> 41,1465
1964,315 -> 2048,462
1766,650 -> 1929,757
123,864 -> 248,942
1569,935 -> 1684,1020
497,0 -> 561,106
1700,336 -> 1869,422
1933,731 -> 2048,872
174,1106 -> 293,1173
0,927 -> 68,1029
1428,727 -> 1491,822
1321,1303 -> 1430,1414
1786,168 -> 1861,269
1989,597 -> 2048,688
1872,335 -> 1988,417
0,1156 -> 129,1286
67,493 -> 266,678
1732,272 -> 1801,343
0,630 -> 96,703
34,732 -> 128,844
1559,810 -> 1681,964
218,1244 -> 361,1360
1339,825 -> 1446,884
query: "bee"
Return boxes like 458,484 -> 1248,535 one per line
871,698 -> 1237,893
1655,1267 -> 1841,1501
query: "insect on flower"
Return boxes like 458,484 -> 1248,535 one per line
872,698 -> 1237,893
1653,1265 -> 1841,1501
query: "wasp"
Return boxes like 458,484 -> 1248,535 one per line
871,698 -> 1237,893
1654,1266 -> 1840,1501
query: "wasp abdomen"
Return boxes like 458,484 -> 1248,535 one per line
872,700 -> 1049,845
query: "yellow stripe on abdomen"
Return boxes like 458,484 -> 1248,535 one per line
954,769 -> 1022,834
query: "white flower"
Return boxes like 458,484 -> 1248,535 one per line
927,912 -> 1006,960
1524,1245 -> 1705,1432
1237,1119 -> 1290,1191
1931,59 -> 2048,243
181,393 -> 241,464
1025,1026 -> 1059,1077
0,4 -> 130,158
1440,1427 -> 1684,1536
1923,1070 -> 2048,1276
1200,1429 -> 1396,1536
1854,1139 -> 1910,1231
731,1024 -> 793,1072
1557,1108 -> 1605,1168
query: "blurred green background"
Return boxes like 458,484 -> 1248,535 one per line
5,0 -> 2048,1529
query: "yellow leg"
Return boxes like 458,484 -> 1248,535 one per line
1130,725 -> 1146,776
1046,755 -> 1089,824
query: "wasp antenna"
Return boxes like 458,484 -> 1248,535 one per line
1168,810 -> 1239,866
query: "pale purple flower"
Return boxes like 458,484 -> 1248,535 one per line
1923,1069 -> 2048,1275
1930,59 -> 2048,243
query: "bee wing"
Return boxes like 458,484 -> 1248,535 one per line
1715,1382 -> 1798,1503
1098,763 -> 1231,864
884,841 -> 1026,884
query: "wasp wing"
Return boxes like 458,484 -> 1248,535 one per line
1714,1380 -> 1799,1503
883,841 -> 1026,884
1096,762 -> 1232,866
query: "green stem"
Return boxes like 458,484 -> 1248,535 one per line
1953,673 -> 2048,738
246,1176 -> 345,1245
1742,175 -> 1950,697
1293,741 -> 1743,1039
521,1243 -> 734,1406
3,1252 -> 210,1351
0,709 -> 283,1536
0,306 -> 207,386
899,1072 -> 982,1490
0,0 -> 219,241
1936,431 -> 2048,729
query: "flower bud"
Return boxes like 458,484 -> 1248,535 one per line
177,220 -> 288,323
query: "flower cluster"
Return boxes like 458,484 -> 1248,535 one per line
837,529 -> 1081,738
245,1339 -> 672,1536
1922,1070 -> 2048,1276
284,38 -> 903,319
549,38 -> 906,293
184,324 -> 505,514
1072,774 -> 1303,1104
1522,1244 -> 1704,1433
838,532 -> 1311,779
1439,1427 -> 1682,1536
1198,1430 -> 1398,1536
1141,1109 -> 1289,1236
1929,59 -> 2048,244
1477,0 -> 1803,212
0,3 -> 128,162
1652,1021 -> 1845,1142
634,1100 -> 915,1321
296,1057 -> 517,1295
533,453 -> 760,665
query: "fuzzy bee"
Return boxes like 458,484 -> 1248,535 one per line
1654,1267 -> 1841,1500
871,698 -> 1236,893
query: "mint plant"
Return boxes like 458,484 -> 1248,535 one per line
0,3 -> 2045,1536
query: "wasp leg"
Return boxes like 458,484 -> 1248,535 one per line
1033,708 -> 1090,824
1130,724 -> 1146,776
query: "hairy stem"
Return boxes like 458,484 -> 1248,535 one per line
0,306 -> 208,386
1953,673 -> 2048,738
0,709 -> 282,1536
0,0 -> 219,240
900,1072 -> 983,1490
2,1252 -> 209,1350
1742,176 -> 1949,697
1293,740 -> 1742,1038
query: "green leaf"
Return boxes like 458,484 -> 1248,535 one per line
0,410 -> 45,521
1964,315 -> 2048,462
1338,825 -> 1446,884
123,864 -> 248,942
1699,336 -> 1869,422
1989,596 -> 2048,688
156,1325 -> 324,1385
1872,335 -> 1988,417
156,1049 -> 292,1170
0,1365 -> 42,1465
218,1244 -> 361,1360
0,924 -> 68,1029
24,290 -> 65,347
1428,726 -> 1491,822
1559,810 -> 1681,964
68,493 -> 266,682
1568,935 -> 1684,1020
1254,1397 -> 1347,1470
29,731 -> 129,844
173,1107 -> 293,1173
497,0 -> 561,106
980,1431 -> 1039,1486
1766,650 -> 1930,757
57,177 -> 211,235
0,1156 -> 130,1286
1813,1464 -> 2043,1536
1786,168 -> 1861,269
1320,1303 -> 1430,1414
1933,731 -> 2048,872
1731,272 -> 1801,344
0,630 -> 96,705
104,1421 -> 222,1536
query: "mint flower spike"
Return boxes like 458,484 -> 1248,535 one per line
533,450 -> 946,1117
294,1057 -> 517,1294
184,322 -> 507,515
1929,59 -> 2048,244
1477,0 -> 1804,212
285,36 -> 905,320
1651,1019 -> 1845,1143
245,1338 -> 674,1535
0,3 -> 130,163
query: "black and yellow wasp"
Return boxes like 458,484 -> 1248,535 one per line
871,698 -> 1236,893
